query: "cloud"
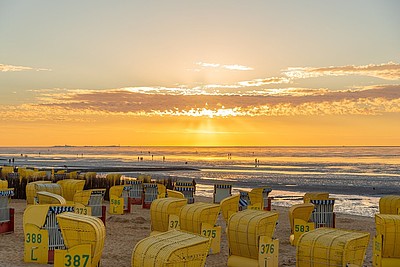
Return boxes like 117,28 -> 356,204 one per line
283,62 -> 400,80
195,62 -> 253,71
0,84 -> 392,122
238,77 -> 291,87
0,64 -> 32,72
223,64 -> 253,71
0,63 -> 51,72
2,61 -> 400,121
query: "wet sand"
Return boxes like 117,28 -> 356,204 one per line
0,196 -> 375,267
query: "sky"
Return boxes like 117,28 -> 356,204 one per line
1,1 -> 400,146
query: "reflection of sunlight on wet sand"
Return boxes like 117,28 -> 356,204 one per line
195,184 -> 379,217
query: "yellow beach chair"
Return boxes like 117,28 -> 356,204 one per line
0,188 -> 14,234
179,202 -> 221,254
373,214 -> 400,266
36,191 -> 66,205
109,185 -> 131,214
213,184 -> 232,204
23,204 -> 75,264
289,203 -> 315,246
1,166 -> 14,179
125,179 -> 143,205
132,230 -> 211,267
220,194 -> 240,223
227,209 -> 279,267
54,212 -> 106,267
174,185 -> 195,204
249,187 -> 273,211
166,189 -> 185,199
150,197 -> 187,235
142,183 -> 166,209
56,179 -> 85,202
379,195 -> 400,215
304,192 -> 335,228
0,180 -> 8,189
26,181 -> 61,205
303,192 -> 329,203
297,228 -> 370,267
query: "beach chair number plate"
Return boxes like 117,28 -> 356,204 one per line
74,203 -> 91,216
201,223 -> 221,254
109,196 -> 124,214
54,244 -> 92,267
24,224 -> 49,264
293,219 -> 314,241
258,236 -> 279,267
168,214 -> 180,230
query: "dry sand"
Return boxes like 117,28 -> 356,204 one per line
0,196 -> 375,267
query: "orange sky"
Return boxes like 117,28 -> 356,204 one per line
1,1 -> 400,146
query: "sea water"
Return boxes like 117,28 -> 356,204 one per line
1,146 -> 399,217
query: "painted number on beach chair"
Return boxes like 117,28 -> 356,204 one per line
248,203 -> 262,210
64,254 -> 90,267
109,195 -> 124,214
258,237 -> 279,267
295,224 -> 310,233
75,207 -> 88,215
24,224 -> 49,264
202,229 -> 217,238
201,223 -> 221,254
170,220 -> 179,229
111,199 -> 121,205
168,214 -> 180,230
260,243 -> 275,254
26,233 -> 42,244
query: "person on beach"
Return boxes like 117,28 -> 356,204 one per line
192,179 -> 196,193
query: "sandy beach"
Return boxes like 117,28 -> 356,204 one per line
0,195 -> 376,267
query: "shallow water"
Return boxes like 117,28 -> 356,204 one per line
0,146 -> 398,217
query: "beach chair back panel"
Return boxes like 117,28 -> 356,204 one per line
57,179 -> 85,201
303,192 -> 329,203
166,189 -> 185,199
213,184 -> 232,204
175,181 -> 193,187
220,194 -> 240,223
0,189 -> 14,222
56,212 -> 106,267
375,214 -> 400,258
127,180 -> 143,201
143,183 -> 158,208
75,189 -> 106,217
26,181 -> 52,204
88,190 -> 105,217
150,198 -> 187,233
250,187 -> 272,210
109,185 -> 131,213
53,173 -> 67,182
1,166 -> 14,179
179,202 -> 220,234
131,230 -> 211,267
289,203 -> 314,233
379,195 -> 400,215
227,209 -> 279,260
37,191 -> 66,205
0,180 -> 8,189
310,199 -> 335,228
174,186 -> 195,204
44,206 -> 75,251
296,228 -> 370,267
